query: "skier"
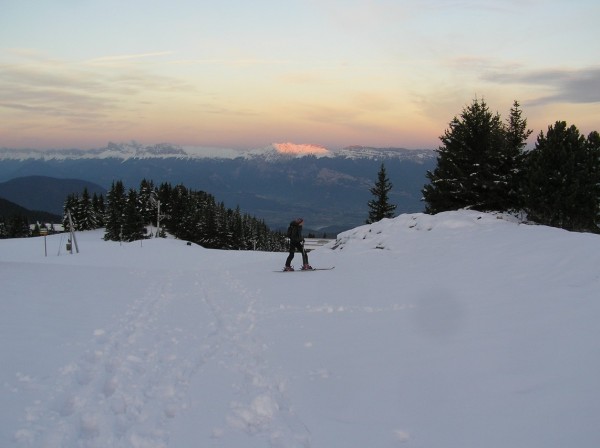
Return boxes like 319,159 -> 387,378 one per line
284,217 -> 312,271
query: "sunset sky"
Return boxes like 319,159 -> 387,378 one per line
1,0 -> 599,151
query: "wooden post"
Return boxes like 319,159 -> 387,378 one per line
40,227 -> 48,256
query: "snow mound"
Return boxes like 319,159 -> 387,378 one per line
330,210 -> 524,251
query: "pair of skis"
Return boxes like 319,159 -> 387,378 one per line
275,267 -> 335,273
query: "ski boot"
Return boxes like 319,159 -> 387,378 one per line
301,264 -> 313,271
283,265 -> 294,271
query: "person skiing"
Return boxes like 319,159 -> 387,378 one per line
284,217 -> 312,271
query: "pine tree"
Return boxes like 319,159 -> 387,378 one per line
63,194 -> 79,230
231,206 -> 245,249
524,122 -> 600,232
121,188 -> 145,241
104,181 -> 126,241
503,100 -> 533,210
78,188 -> 98,230
587,132 -> 600,224
367,163 -> 396,224
138,179 -> 155,225
422,97 -> 528,213
7,215 -> 29,237
92,193 -> 105,228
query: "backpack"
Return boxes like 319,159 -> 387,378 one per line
287,221 -> 300,240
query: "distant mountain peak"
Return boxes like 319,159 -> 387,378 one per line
272,142 -> 331,157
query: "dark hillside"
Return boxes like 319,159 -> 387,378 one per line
0,176 -> 106,215
0,197 -> 61,223
0,155 -> 435,231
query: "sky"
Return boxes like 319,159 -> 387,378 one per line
1,0 -> 599,151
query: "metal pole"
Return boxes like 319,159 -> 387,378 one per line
67,210 -> 79,254
156,200 -> 161,237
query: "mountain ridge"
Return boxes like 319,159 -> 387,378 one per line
0,196 -> 62,224
0,145 -> 437,231
0,176 -> 106,216
0,142 -> 436,163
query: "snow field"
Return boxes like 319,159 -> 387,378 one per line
1,210 -> 600,447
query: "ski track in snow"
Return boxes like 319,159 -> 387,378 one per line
199,269 -> 312,447
16,270 -> 193,447
15,266 -> 311,448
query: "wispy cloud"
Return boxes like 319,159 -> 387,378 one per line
482,66 -> 600,105
85,52 -> 173,67
0,51 -> 194,125
169,58 -> 295,67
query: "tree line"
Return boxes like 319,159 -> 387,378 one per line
366,97 -> 599,233
0,201 -> 62,238
422,98 -> 600,232
63,179 -> 287,251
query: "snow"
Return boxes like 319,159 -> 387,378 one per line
1,210 -> 599,448
272,143 -> 331,157
0,143 -> 239,161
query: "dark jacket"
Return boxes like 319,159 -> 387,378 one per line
287,221 -> 303,244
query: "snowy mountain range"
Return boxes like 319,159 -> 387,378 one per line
0,142 -> 436,232
0,142 -> 434,162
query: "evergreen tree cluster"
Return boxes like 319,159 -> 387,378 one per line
1,200 -> 62,239
66,179 -> 286,251
63,188 -> 106,231
151,182 -> 286,251
422,98 -> 600,233
525,124 -> 600,231
0,215 -> 30,238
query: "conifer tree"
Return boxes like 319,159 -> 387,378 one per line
63,194 -> 79,230
121,188 -> 145,241
138,179 -> 155,225
587,132 -> 600,221
92,193 -> 105,228
367,163 -> 396,223
524,121 -> 600,232
104,180 -> 126,241
504,100 -> 533,209
7,215 -> 29,237
78,188 -> 97,230
423,98 -> 531,213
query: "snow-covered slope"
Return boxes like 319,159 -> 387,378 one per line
331,145 -> 435,161
1,210 -> 599,447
